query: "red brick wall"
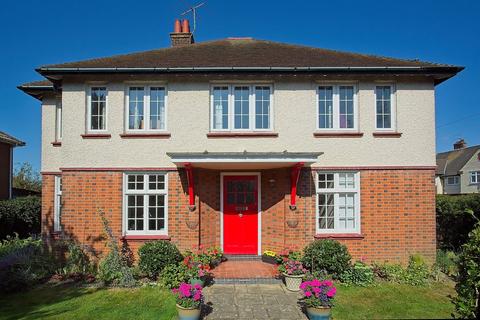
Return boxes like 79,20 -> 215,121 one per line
41,168 -> 436,264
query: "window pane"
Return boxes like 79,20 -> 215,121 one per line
127,174 -> 144,190
129,87 -> 144,130
90,87 -> 106,130
148,174 -> 165,190
339,173 -> 355,189
127,195 -> 144,231
376,86 -> 392,129
150,87 -> 165,130
318,173 -> 334,189
148,195 -> 165,231
213,87 -> 229,129
339,86 -> 354,128
318,87 -> 333,129
234,86 -> 249,129
255,86 -> 270,129
318,193 -> 335,230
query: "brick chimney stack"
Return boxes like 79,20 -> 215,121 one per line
453,138 -> 467,150
170,19 -> 194,47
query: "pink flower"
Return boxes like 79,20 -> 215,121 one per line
323,280 -> 333,287
300,282 -> 308,290
326,287 -> 336,298
193,283 -> 202,290
311,279 -> 321,286
304,291 -> 312,297
312,287 -> 320,294
193,291 -> 202,301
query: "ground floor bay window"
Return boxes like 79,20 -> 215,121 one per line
123,173 -> 168,236
316,171 -> 360,234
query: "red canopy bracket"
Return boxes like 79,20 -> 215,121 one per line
184,163 -> 196,211
289,162 -> 304,211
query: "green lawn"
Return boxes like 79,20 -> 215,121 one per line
0,281 -> 456,319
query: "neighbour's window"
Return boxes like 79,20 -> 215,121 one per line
211,85 -> 272,131
127,86 -> 167,131
375,85 -> 395,130
446,176 -> 459,186
316,172 -> 360,233
317,85 -> 357,130
54,176 -> 62,232
89,87 -> 107,131
124,173 -> 168,235
55,102 -> 62,141
470,171 -> 480,184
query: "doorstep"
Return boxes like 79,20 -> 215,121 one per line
212,259 -> 280,284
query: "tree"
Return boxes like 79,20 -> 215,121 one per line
13,162 -> 41,193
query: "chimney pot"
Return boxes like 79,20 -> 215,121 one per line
454,139 -> 467,150
182,19 -> 191,33
174,19 -> 182,33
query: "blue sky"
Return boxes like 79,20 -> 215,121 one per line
0,0 -> 478,171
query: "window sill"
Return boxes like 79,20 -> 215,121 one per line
121,235 -> 171,241
120,133 -> 171,139
313,132 -> 364,138
314,233 -> 364,240
207,132 -> 279,138
51,141 -> 62,147
81,133 -> 111,139
372,132 -> 402,138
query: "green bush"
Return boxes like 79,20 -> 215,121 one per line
373,255 -> 432,286
59,241 -> 95,276
302,240 -> 352,278
453,219 -> 480,319
159,263 -> 202,289
138,241 -> 182,279
0,196 -> 41,239
437,194 -> 480,250
0,235 -> 56,293
435,249 -> 458,276
340,261 -> 375,286
97,211 -> 135,287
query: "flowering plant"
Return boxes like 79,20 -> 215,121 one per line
300,279 -> 336,308
207,246 -> 223,261
278,258 -> 308,276
172,282 -> 204,309
263,250 -> 277,257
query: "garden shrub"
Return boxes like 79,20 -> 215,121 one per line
0,235 -> 56,293
435,249 -> 458,277
373,255 -> 431,286
159,263 -> 198,289
340,261 -> 375,286
453,218 -> 480,319
437,194 -> 480,251
138,241 -> 182,279
0,196 -> 41,239
59,240 -> 95,276
97,211 -> 135,287
302,240 -> 351,278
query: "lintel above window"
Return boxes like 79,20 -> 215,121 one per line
210,84 -> 273,132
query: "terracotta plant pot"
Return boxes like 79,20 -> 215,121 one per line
176,304 -> 201,320
283,273 -> 305,291
306,306 -> 332,320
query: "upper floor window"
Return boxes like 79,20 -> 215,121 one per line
55,102 -> 62,141
316,172 -> 360,234
124,173 -> 168,235
88,87 -> 107,131
375,85 -> 395,130
446,175 -> 459,186
211,85 -> 272,131
317,85 -> 357,131
127,86 -> 167,131
470,171 -> 480,184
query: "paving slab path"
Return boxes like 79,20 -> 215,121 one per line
201,284 -> 308,320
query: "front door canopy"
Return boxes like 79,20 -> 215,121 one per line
167,151 -> 323,169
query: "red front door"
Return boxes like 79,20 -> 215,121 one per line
223,175 -> 258,255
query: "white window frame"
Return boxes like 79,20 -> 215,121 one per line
55,101 -> 62,141
316,84 -> 359,131
54,176 -> 62,232
375,84 -> 396,131
123,172 -> 169,236
446,175 -> 460,186
470,171 -> 480,184
315,171 -> 361,234
125,86 -> 168,132
209,84 -> 274,132
86,86 -> 108,132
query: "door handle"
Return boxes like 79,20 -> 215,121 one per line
238,213 -> 243,218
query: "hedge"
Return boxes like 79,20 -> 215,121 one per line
0,196 -> 41,239
436,194 -> 480,251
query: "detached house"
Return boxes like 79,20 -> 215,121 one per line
19,20 -> 462,263
0,131 -> 25,200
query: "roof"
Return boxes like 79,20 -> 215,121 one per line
436,145 -> 480,176
17,79 -> 55,100
0,131 -> 25,147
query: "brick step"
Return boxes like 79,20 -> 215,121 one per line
214,278 -> 282,284
224,254 -> 261,261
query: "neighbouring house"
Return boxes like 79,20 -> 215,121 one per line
18,19 -> 463,263
0,131 -> 25,200
436,139 -> 480,195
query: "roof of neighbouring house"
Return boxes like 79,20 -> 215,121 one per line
436,145 -> 480,176
0,131 -> 26,147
